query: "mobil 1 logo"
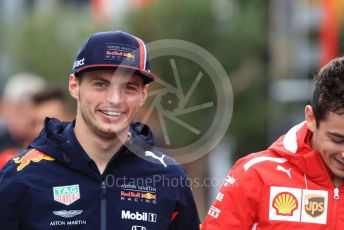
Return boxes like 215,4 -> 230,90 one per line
121,210 -> 157,223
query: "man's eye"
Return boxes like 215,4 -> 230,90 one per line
95,81 -> 107,87
126,85 -> 138,91
332,138 -> 344,144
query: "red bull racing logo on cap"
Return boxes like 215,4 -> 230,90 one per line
104,43 -> 136,64
105,50 -> 135,59
13,149 -> 54,171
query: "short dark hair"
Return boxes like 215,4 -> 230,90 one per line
312,57 -> 344,127
31,86 -> 66,106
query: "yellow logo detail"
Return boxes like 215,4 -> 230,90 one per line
13,149 -> 54,171
141,192 -> 157,200
272,192 -> 298,216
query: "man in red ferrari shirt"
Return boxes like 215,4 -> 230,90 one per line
203,57 -> 344,229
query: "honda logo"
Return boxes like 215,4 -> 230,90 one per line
131,226 -> 147,230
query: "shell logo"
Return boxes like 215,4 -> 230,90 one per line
272,192 -> 298,216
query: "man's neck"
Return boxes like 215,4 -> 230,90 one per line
332,176 -> 343,188
74,120 -> 129,174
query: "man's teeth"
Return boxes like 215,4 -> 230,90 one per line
336,157 -> 344,164
103,111 -> 122,116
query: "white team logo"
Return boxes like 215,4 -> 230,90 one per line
223,175 -> 236,186
121,210 -> 157,222
208,206 -> 221,219
216,192 -> 224,202
276,165 -> 292,178
53,210 -> 83,218
73,58 -> 85,69
131,226 -> 147,230
145,151 -> 167,167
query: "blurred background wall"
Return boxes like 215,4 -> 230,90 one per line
0,0 -> 343,220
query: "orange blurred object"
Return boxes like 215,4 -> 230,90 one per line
319,0 -> 340,68
0,148 -> 19,169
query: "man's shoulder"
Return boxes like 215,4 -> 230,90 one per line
2,148 -> 56,176
233,150 -> 288,174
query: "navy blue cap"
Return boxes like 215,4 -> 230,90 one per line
73,31 -> 155,84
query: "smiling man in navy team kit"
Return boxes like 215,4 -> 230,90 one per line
0,31 -> 200,229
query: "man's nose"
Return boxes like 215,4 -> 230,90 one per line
107,88 -> 123,104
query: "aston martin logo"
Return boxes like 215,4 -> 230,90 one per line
53,210 -> 83,218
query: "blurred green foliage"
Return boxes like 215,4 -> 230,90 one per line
4,8 -> 91,85
125,0 -> 269,161
1,0 -> 269,162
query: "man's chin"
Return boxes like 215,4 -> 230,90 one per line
97,126 -> 128,139
95,131 -> 119,140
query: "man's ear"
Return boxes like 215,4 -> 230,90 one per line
140,84 -> 149,107
305,105 -> 316,132
69,74 -> 79,100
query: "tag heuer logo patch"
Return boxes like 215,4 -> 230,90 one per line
53,185 -> 80,205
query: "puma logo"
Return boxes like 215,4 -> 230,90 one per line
145,151 -> 167,168
276,165 -> 292,178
